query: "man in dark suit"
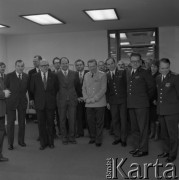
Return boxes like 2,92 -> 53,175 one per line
52,57 -> 61,138
57,57 -> 78,145
0,62 -> 11,161
156,58 -> 179,162
30,60 -> 59,150
106,57 -> 127,147
28,55 -> 42,100
74,59 -> 88,138
5,60 -> 29,150
0,62 -> 6,81
127,53 -> 155,157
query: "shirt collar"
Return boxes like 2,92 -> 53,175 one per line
36,68 -> 40,73
62,69 -> 69,74
41,71 -> 48,77
110,68 -> 116,74
16,71 -> 22,77
79,70 -> 84,76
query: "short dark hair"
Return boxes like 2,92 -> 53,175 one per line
75,59 -> 85,65
52,57 -> 61,64
0,62 -> 6,67
87,59 -> 97,66
60,57 -> 69,64
15,60 -> 24,65
130,52 -> 142,60
160,58 -> 170,65
151,60 -> 159,68
105,57 -> 115,64
34,55 -> 42,60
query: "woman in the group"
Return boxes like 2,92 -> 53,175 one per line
149,60 -> 160,140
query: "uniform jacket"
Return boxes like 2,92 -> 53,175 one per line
82,70 -> 107,107
5,71 -> 29,110
127,67 -> 155,108
57,70 -> 78,107
0,78 -> 6,117
30,71 -> 59,110
106,69 -> 127,105
156,71 -> 179,115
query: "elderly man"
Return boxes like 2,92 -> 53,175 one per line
83,59 -> 107,147
5,60 -> 29,150
30,60 -> 59,150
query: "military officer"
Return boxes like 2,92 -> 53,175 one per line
127,52 -> 155,157
82,59 -> 107,147
106,57 -> 127,146
157,58 -> 179,162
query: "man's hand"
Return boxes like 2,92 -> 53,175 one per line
3,89 -> 11,98
29,100 -> 35,108
106,103 -> 110,110
78,97 -> 84,102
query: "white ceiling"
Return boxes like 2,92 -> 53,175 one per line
0,0 -> 178,35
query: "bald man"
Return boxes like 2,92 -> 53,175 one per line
30,60 -> 59,150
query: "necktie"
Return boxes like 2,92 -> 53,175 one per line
131,70 -> 135,76
64,71 -> 67,76
79,72 -> 83,83
91,73 -> 94,78
111,72 -> 115,80
162,75 -> 165,82
1,73 -> 4,80
18,74 -> 22,80
43,73 -> 47,89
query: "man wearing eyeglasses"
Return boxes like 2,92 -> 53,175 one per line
30,60 -> 59,150
127,53 -> 155,157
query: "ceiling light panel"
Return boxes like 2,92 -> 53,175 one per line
0,24 -> 9,28
21,14 -> 64,25
85,9 -> 119,21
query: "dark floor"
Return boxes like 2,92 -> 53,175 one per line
0,121 -> 178,180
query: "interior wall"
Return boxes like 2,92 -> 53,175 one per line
0,35 -> 7,63
159,26 -> 179,73
3,26 -> 179,73
6,31 -> 107,72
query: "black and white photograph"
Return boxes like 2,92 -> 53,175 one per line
0,0 -> 179,179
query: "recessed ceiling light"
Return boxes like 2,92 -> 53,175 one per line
120,33 -> 127,39
84,9 -> 119,21
120,42 -> 130,46
0,24 -> 9,28
150,41 -> 155,44
20,14 -> 64,25
109,33 -> 116,38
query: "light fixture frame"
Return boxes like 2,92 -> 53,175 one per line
20,13 -> 65,26
83,8 -> 119,22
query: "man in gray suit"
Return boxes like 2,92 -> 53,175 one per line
57,57 -> 78,145
82,59 -> 107,147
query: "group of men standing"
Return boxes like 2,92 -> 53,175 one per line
0,52 -> 179,163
